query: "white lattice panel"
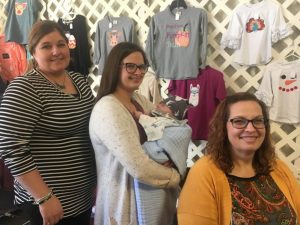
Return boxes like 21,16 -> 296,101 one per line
0,0 -> 299,178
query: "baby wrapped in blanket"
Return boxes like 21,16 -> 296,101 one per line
134,96 -> 192,225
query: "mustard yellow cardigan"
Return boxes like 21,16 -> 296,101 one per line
177,156 -> 300,225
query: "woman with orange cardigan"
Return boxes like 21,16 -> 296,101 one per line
177,92 -> 300,225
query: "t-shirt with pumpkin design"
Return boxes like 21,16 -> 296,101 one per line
146,6 -> 208,80
4,0 -> 41,44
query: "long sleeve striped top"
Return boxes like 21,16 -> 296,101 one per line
0,69 -> 96,217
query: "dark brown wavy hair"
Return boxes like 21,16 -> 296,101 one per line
206,92 -> 276,174
95,42 -> 148,102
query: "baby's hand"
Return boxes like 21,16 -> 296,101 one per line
133,110 -> 143,119
161,160 -> 174,168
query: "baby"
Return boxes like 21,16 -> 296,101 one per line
133,96 -> 192,225
134,95 -> 191,141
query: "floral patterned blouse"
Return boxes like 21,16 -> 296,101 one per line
227,173 -> 297,225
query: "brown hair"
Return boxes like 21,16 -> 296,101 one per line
206,92 -> 276,174
95,42 -> 148,102
28,20 -> 68,69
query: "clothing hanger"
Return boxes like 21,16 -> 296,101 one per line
284,42 -> 300,62
169,0 -> 187,12
62,0 -> 77,20
63,7 -> 77,20
68,7 -> 77,19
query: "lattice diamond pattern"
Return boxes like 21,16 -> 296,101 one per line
0,0 -> 299,179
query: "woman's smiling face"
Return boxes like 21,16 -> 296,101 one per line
226,100 -> 266,161
33,30 -> 70,75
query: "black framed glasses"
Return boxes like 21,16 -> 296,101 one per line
229,117 -> 267,129
121,63 -> 149,74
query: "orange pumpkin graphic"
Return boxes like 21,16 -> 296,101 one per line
175,24 -> 190,47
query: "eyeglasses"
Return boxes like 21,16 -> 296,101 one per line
228,117 -> 267,129
121,63 -> 149,74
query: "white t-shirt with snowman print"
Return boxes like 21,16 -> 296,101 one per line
256,60 -> 300,124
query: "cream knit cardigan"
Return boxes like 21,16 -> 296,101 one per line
90,93 -> 180,225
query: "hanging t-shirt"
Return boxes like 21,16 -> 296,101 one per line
0,35 -> 27,82
93,15 -> 136,75
4,0 -> 41,44
146,6 -> 207,80
136,71 -> 162,104
220,0 -> 291,66
255,60 -> 300,124
58,15 -> 92,76
168,66 -> 227,140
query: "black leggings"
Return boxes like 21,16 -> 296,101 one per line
17,202 -> 92,225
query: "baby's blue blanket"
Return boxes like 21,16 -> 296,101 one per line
134,124 -> 192,225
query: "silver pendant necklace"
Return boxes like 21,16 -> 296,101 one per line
37,69 -> 67,90
54,73 -> 67,90
54,80 -> 66,90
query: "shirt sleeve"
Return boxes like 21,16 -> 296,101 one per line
275,160 -> 300,222
129,18 -> 138,44
5,0 -> 11,14
220,7 -> 243,49
215,72 -> 227,101
93,22 -> 101,66
255,67 -> 273,107
271,4 -> 291,43
0,78 -> 42,176
32,0 -> 42,12
145,17 -> 157,71
199,9 -> 208,69
148,72 -> 162,104
177,158 -> 219,225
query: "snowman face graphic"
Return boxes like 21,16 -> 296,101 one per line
278,72 -> 298,93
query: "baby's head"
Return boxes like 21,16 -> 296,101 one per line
156,102 -> 173,115
156,96 -> 191,120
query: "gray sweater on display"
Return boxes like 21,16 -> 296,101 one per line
93,15 -> 136,75
146,6 -> 208,80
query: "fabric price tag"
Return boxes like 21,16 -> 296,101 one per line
175,12 -> 181,20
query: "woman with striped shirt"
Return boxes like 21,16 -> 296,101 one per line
0,20 -> 96,225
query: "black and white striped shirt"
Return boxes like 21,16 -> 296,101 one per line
0,69 -> 96,217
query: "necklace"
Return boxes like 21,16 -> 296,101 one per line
54,77 -> 66,90
53,73 -> 67,90
37,69 -> 67,90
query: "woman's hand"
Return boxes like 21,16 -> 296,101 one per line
39,195 -> 64,225
162,160 -> 174,168
133,110 -> 143,119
